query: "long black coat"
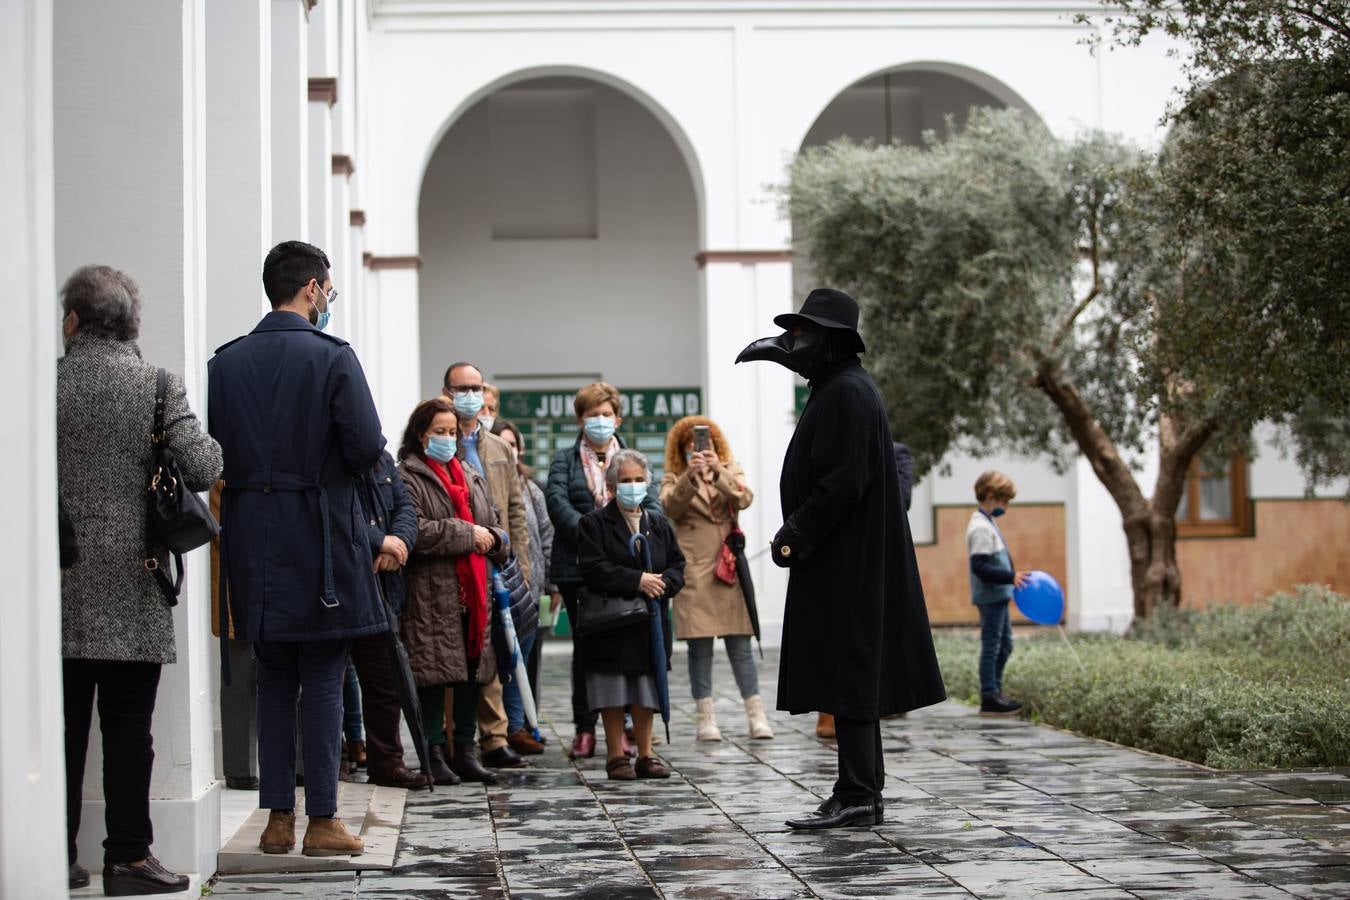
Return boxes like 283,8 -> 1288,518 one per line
772,358 -> 945,719
576,503 -> 684,677
363,450 -> 418,616
208,311 -> 388,642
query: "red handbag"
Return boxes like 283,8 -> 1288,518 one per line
715,502 -> 741,586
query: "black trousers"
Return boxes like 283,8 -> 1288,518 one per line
560,584 -> 597,735
220,639 -> 258,782
63,658 -> 163,865
833,716 -> 884,807
350,630 -> 408,778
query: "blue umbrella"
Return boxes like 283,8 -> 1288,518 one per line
628,532 -> 671,744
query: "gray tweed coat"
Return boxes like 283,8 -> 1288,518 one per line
58,334 -> 223,663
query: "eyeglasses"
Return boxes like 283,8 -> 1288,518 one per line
446,384 -> 484,395
325,287 -> 339,306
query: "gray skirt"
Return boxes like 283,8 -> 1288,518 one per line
586,671 -> 660,713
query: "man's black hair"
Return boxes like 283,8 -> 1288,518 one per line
442,361 -> 480,387
262,241 -> 331,307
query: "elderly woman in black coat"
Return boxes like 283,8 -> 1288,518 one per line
576,449 -> 684,781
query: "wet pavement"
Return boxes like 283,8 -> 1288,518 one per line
209,647 -> 1350,898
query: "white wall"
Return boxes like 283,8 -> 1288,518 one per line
0,1 -> 67,896
417,78 -> 701,398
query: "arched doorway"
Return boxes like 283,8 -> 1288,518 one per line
418,74 -> 703,476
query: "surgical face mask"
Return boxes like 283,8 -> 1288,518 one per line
309,285 -> 336,332
584,415 -> 616,443
616,481 -> 648,510
452,391 -> 484,419
478,414 -> 496,431
425,434 -> 457,462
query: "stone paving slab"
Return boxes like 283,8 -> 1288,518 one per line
208,647 -> 1350,898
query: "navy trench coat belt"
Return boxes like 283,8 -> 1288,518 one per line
216,469 -> 339,685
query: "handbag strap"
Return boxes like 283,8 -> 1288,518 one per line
145,368 -> 181,607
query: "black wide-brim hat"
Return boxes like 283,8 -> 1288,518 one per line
774,288 -> 866,353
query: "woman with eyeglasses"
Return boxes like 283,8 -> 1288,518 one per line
545,382 -> 660,760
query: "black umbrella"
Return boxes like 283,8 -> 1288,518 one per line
629,533 -> 671,744
724,521 -> 762,658
378,579 -> 433,793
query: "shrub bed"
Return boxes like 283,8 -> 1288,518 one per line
930,585 -> 1350,769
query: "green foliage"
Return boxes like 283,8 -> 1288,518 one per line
932,586 -> 1350,768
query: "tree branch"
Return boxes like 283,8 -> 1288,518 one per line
1052,205 -> 1102,352
1291,4 -> 1350,42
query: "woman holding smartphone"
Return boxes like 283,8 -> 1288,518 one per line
660,416 -> 772,742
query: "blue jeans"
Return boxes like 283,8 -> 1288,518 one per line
687,635 -> 759,700
502,627 -> 538,734
978,600 -> 1013,696
254,639 -> 351,817
342,663 -> 363,743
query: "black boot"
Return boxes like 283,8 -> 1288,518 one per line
427,743 -> 460,786
450,742 -> 499,785
979,693 -> 1022,716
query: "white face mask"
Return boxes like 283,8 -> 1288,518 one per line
479,414 -> 496,430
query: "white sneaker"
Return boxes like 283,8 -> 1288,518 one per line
695,697 -> 722,742
744,694 -> 775,740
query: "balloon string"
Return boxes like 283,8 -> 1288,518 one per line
1058,624 -> 1086,672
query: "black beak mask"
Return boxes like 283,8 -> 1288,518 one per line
735,328 -> 830,377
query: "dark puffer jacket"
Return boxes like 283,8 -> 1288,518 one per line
545,435 -> 661,586
398,453 -> 508,687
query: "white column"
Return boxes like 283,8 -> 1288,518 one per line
703,258 -> 795,645
0,2 -> 66,897
53,0 -> 219,880
1066,458 -> 1135,633
206,0 -> 272,351
271,0 -> 308,241
307,0 -> 335,256
370,265 -> 422,443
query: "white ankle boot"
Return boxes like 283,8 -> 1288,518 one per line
744,695 -> 774,740
695,697 -> 722,741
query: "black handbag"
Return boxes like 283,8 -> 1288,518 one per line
145,368 -> 219,606
574,587 -> 651,636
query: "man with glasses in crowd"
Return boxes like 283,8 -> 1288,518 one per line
442,363 -> 536,764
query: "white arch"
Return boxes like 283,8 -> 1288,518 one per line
414,64 -> 708,248
794,59 -> 1043,152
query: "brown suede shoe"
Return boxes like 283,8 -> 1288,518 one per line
815,713 -> 836,739
508,728 -> 545,755
635,756 -> 671,779
259,810 -> 296,854
606,757 -> 636,781
302,816 -> 364,857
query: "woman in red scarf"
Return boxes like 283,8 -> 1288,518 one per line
397,397 -> 509,784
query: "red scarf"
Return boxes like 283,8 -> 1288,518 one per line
424,455 -> 489,659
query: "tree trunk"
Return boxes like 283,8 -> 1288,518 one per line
1123,510 -> 1182,620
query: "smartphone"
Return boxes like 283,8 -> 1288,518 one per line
693,425 -> 711,453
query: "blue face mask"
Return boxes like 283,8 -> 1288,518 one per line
991,507 -> 1006,518
310,286 -> 335,332
616,482 -> 648,510
584,415 -> 616,443
452,391 -> 484,419
425,434 -> 457,463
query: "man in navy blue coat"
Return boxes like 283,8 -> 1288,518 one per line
208,240 -> 386,857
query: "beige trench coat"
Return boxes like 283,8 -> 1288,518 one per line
660,461 -> 754,640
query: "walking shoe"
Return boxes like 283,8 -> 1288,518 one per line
507,728 -> 545,755
635,756 -> 671,779
102,855 -> 189,896
815,712 -> 836,739
225,774 -> 260,790
450,742 -> 499,784
301,816 -> 364,857
369,765 -> 434,790
482,745 -> 526,769
427,744 -> 461,786
695,697 -> 722,742
69,862 -> 90,890
786,796 -> 879,830
570,731 -> 596,759
979,693 -> 1023,716
259,810 -> 296,854
744,695 -> 774,740
606,757 -> 636,780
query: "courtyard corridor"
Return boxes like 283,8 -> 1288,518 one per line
203,648 -> 1350,899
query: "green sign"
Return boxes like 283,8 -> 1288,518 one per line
499,388 -> 703,483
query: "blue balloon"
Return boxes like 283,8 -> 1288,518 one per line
1014,570 -> 1064,625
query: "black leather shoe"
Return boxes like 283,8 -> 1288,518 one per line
427,744 -> 461,786
225,775 -> 260,790
481,745 -> 526,769
450,743 -> 499,784
102,855 -> 189,896
787,796 -> 880,830
69,862 -> 90,889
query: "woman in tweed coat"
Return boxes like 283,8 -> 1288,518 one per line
57,265 -> 222,895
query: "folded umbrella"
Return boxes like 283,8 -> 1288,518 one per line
724,520 -> 762,658
628,532 -> 671,744
379,580 -> 433,792
491,566 -> 542,739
